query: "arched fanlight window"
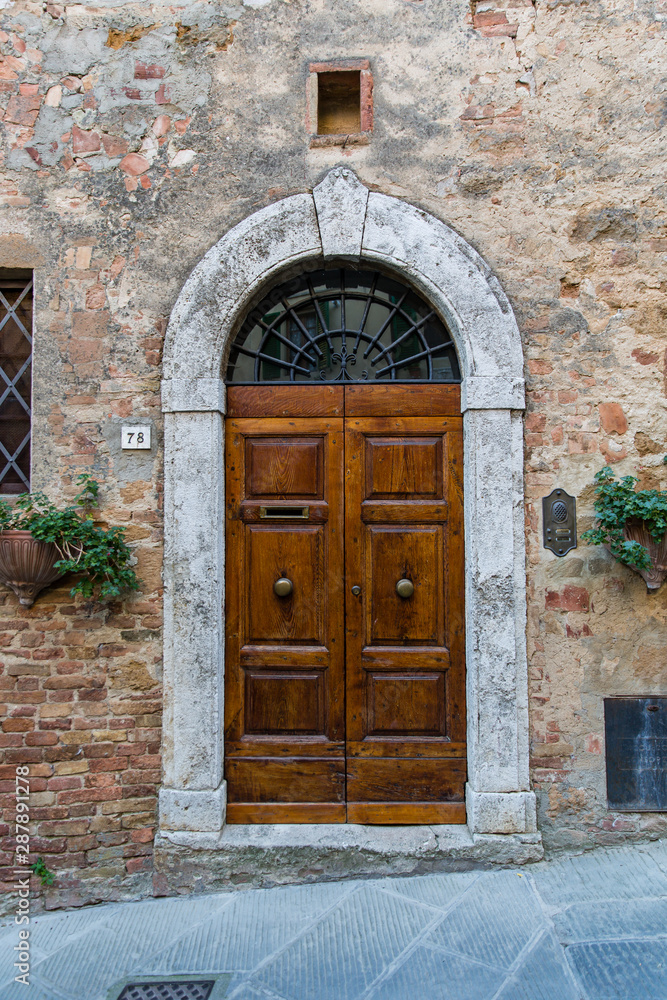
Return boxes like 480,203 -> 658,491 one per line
226,267 -> 460,383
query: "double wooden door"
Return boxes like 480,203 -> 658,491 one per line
224,384 -> 465,824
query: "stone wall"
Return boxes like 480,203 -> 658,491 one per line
0,0 -> 666,906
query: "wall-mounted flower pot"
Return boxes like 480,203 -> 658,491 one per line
0,530 -> 64,607
623,518 -> 667,591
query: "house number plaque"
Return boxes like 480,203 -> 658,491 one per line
543,488 -> 577,556
121,425 -> 151,450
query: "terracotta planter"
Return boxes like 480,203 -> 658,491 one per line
623,519 -> 667,591
0,530 -> 64,606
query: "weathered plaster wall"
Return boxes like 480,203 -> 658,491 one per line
0,0 -> 666,906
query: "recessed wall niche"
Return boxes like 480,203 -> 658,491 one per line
307,60 -> 373,146
318,71 -> 361,134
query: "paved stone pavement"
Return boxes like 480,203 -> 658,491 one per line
1,839 -> 666,1000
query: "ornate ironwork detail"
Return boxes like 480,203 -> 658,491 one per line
320,345 -> 369,381
227,267 -> 460,384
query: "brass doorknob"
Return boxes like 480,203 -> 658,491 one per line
274,578 -> 293,597
396,578 -> 414,599
351,585 -> 361,597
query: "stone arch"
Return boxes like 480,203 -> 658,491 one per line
159,168 -> 538,848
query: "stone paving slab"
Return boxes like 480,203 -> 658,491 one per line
553,898 -> 667,944
0,839 -> 665,1000
252,886 -> 439,1000
140,882 -> 353,975
372,869 -> 481,909
367,944 -> 508,1000
566,939 -> 667,1000
494,930 -> 581,1000
529,844 -> 667,905
423,869 -> 543,969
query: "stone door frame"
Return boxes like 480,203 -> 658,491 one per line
159,168 -> 537,842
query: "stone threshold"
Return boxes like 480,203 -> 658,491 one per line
153,825 -> 544,893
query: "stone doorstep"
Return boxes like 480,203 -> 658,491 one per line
153,825 -> 544,892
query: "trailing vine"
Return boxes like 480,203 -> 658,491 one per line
0,474 -> 139,600
582,465 -> 667,571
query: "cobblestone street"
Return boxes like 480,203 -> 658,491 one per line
2,839 -> 666,1000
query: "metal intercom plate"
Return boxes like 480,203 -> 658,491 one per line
543,488 -> 577,556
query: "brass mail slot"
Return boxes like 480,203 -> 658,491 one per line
259,506 -> 310,519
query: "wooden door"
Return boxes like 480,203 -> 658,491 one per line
224,384 -> 465,823
344,386 -> 466,823
225,386 -> 346,822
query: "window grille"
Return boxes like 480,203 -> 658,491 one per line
226,267 -> 460,384
0,270 -> 32,493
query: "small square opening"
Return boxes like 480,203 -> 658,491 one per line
317,71 -> 361,135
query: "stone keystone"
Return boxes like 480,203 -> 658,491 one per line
313,167 -> 369,261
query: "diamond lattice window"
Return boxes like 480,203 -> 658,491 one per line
0,270 -> 32,493
226,267 -> 460,384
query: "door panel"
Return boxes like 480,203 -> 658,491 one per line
345,405 -> 466,824
228,384 -> 344,418
346,758 -> 467,802
246,525 -> 324,643
367,526 -> 443,645
365,437 -> 442,499
225,400 -> 345,823
244,671 -> 325,734
245,437 -> 324,498
366,672 -> 446,737
226,758 -> 345,804
226,803 -> 346,824
345,383 -> 460,417
225,384 -> 465,825
346,802 -> 466,824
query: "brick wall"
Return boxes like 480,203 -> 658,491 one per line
0,571 -> 162,905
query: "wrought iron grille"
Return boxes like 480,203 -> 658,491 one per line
0,270 -> 32,493
226,267 -> 460,384
116,982 -> 216,1000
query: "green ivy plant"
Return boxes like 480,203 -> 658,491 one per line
581,465 -> 667,571
0,474 -> 139,600
30,856 -> 55,887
